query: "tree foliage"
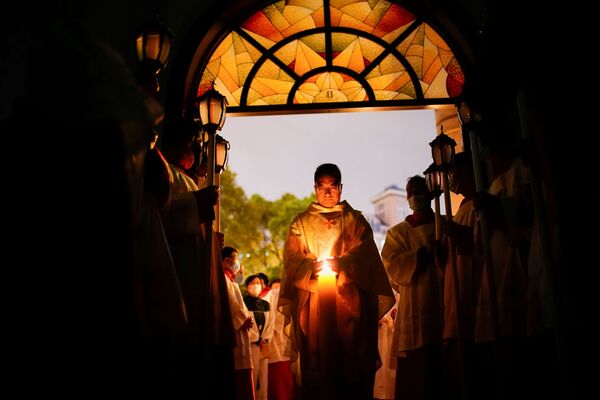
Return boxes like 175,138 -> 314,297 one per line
220,169 -> 314,281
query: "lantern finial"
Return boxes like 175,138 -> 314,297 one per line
197,86 -> 227,132
429,126 -> 457,170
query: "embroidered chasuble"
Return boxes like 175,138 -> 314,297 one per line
280,201 -> 394,392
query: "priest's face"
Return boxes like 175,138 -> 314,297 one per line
315,175 -> 342,208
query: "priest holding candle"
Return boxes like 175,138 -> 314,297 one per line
280,163 -> 395,399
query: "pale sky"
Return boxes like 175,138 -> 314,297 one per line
222,109 -> 437,214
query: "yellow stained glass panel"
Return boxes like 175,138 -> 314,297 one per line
396,22 -> 464,97
363,0 -> 390,28
295,71 -> 367,104
339,2 -> 372,22
241,0 -> 324,48
198,0 -> 463,107
263,4 -> 292,32
367,72 -> 403,90
423,67 -> 448,98
330,0 -> 358,8
199,31 -> 263,105
379,54 -> 405,76
365,65 -> 382,80
331,1 -> 416,43
332,35 -> 383,73
281,14 -> 318,37
274,41 -> 299,66
358,37 -> 383,62
385,71 -> 411,92
282,5 -> 318,26
256,59 -> 282,80
333,37 -> 364,71
248,62 -> 296,105
294,41 -> 326,75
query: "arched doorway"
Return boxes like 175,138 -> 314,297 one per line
171,0 -> 474,272
185,0 -> 471,115
172,0 -> 473,161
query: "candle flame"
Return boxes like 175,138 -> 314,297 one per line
317,259 -> 336,278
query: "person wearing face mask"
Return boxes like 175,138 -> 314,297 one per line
225,252 -> 244,285
221,247 -> 256,399
244,275 -> 274,400
381,175 -> 445,400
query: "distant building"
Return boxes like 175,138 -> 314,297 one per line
366,185 -> 409,252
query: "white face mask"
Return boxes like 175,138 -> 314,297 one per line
408,195 -> 430,212
230,260 -> 241,275
230,260 -> 243,284
247,283 -> 262,297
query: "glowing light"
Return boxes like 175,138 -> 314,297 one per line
316,256 -> 336,388
318,258 -> 337,278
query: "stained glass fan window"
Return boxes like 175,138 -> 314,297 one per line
198,0 -> 464,111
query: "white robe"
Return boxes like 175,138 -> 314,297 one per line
225,277 -> 254,370
373,307 -> 397,399
249,298 -> 273,400
381,221 -> 443,354
266,288 -> 291,364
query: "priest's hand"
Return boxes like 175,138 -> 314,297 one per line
193,185 -> 219,222
313,258 -> 340,276
240,316 -> 253,331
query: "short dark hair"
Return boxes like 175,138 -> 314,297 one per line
406,175 -> 432,199
314,163 -> 342,185
257,272 -> 269,285
245,274 -> 260,287
221,246 -> 237,260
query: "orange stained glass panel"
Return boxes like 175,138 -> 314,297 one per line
197,0 -> 463,108
295,71 -> 367,103
331,0 -> 415,43
247,60 -> 295,105
199,32 -> 262,105
366,54 -> 415,100
241,0 -> 324,49
396,22 -> 464,98
332,34 -> 384,73
291,39 -> 327,76
274,34 -> 327,71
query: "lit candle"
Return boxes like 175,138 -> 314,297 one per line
317,258 -> 337,392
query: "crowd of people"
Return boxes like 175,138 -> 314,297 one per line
125,115 -> 558,399
2,16 -> 559,399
